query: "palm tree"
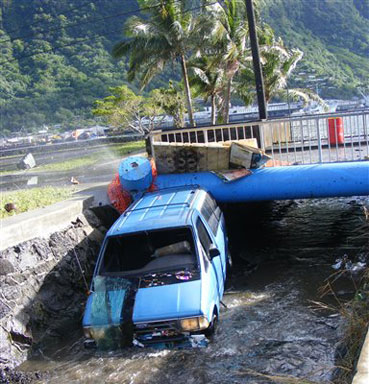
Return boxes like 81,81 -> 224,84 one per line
112,0 -> 208,127
260,37 -> 304,103
236,30 -> 327,108
210,0 -> 249,123
189,55 -> 225,125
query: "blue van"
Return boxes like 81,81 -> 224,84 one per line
82,186 -> 230,346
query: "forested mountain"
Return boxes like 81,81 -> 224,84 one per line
0,0 -> 170,133
0,0 -> 368,133
261,0 -> 369,97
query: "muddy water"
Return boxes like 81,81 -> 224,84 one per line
20,197 -> 368,383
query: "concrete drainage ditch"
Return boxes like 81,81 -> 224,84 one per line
0,196 -> 368,384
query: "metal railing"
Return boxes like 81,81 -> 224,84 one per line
151,110 -> 369,166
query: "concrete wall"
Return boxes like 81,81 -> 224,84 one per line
0,196 -> 93,251
352,329 -> 369,384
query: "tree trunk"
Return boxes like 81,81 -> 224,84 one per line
211,94 -> 216,125
180,54 -> 196,127
223,79 -> 232,123
145,135 -> 152,157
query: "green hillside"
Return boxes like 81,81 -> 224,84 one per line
260,0 -> 369,97
0,0 -> 169,133
0,0 -> 368,133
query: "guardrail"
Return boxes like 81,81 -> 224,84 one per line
151,110 -> 369,166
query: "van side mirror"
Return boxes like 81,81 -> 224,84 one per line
209,244 -> 220,259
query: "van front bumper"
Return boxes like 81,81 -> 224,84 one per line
83,316 -> 210,346
134,316 -> 209,344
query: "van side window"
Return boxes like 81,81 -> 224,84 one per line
201,194 -> 221,234
196,217 -> 212,255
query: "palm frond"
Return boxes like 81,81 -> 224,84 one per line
112,40 -> 132,59
192,67 -> 210,85
288,88 -> 329,110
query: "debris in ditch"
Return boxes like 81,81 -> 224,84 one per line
350,261 -> 366,272
220,300 -> 228,309
332,259 -> 344,270
72,247 -> 89,293
27,176 -> 38,186
215,168 -> 252,182
188,335 -> 208,348
132,334 -> 208,349
229,141 -> 271,169
17,153 -> 36,170
133,339 -> 145,348
70,176 -> 80,185
332,254 -> 366,272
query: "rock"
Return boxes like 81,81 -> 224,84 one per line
0,259 -> 15,275
0,366 -> 41,383
4,203 -> 17,213
0,302 -> 11,320
70,176 -> 80,185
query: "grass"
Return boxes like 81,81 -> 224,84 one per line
0,169 -> 21,176
0,186 -> 73,219
33,140 -> 145,172
334,208 -> 369,384
35,156 -> 99,172
0,140 -> 145,175
110,140 -> 145,157
332,279 -> 369,382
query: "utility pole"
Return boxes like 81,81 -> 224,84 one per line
245,0 -> 268,120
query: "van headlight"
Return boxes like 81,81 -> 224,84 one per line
83,327 -> 92,339
179,317 -> 209,331
84,326 -> 106,340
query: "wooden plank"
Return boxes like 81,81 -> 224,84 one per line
224,138 -> 258,148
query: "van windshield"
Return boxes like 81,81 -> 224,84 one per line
98,227 -> 197,277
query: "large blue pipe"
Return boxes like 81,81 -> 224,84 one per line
156,162 -> 369,202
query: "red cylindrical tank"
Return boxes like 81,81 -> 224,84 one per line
328,117 -> 344,145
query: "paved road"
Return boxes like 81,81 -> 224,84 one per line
0,153 -> 144,194
0,143 -> 127,172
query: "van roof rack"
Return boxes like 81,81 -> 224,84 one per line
123,202 -> 191,216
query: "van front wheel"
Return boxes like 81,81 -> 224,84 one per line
204,312 -> 218,337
